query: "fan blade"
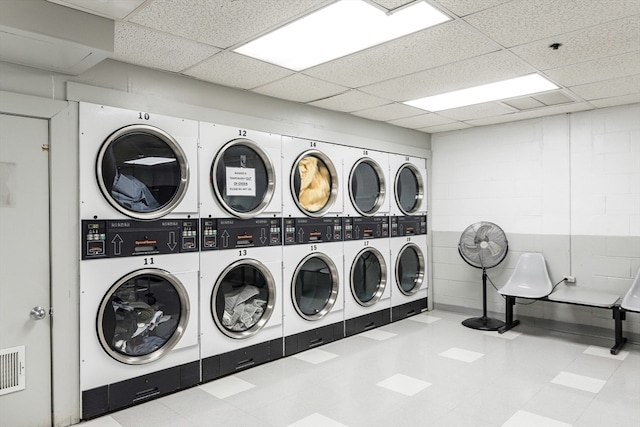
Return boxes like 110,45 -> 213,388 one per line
486,241 -> 503,257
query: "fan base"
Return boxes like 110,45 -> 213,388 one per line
462,316 -> 505,331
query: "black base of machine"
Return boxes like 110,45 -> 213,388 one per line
345,308 -> 391,337
202,338 -> 283,383
462,316 -> 505,331
391,299 -> 428,323
82,360 -> 200,420
284,322 -> 344,356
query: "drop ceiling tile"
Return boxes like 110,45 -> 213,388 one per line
532,91 -> 575,106
251,73 -> 347,103
569,74 -> 640,101
184,51 -> 293,90
351,103 -> 425,121
419,121 -> 473,133
436,102 -> 514,121
435,0 -> 511,17
466,102 -> 593,126
371,0 -> 414,11
129,0 -> 328,48
113,22 -> 220,73
464,0 -> 640,47
305,20 -> 500,88
361,50 -> 535,101
47,0 -> 145,19
545,51 -> 640,87
510,16 -> 640,71
308,90 -> 389,112
589,93 -> 640,108
388,113 -> 455,129
503,97 -> 546,110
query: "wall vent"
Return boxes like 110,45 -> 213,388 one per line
0,346 -> 26,396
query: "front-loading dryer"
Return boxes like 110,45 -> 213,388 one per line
282,136 -> 344,218
343,216 -> 391,337
389,154 -> 427,217
343,146 -> 390,217
199,122 -> 281,220
80,219 -> 200,420
283,217 -> 344,356
200,217 -> 283,383
390,216 -> 428,322
80,102 -> 198,221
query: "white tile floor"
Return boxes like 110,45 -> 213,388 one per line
79,309 -> 640,427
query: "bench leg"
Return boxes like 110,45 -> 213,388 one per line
610,306 -> 627,355
499,296 -> 520,334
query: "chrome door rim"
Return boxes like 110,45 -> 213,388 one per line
350,247 -> 387,307
348,157 -> 386,216
395,242 -> 425,296
211,138 -> 276,219
96,124 -> 189,220
291,252 -> 340,320
291,149 -> 339,217
97,268 -> 190,365
394,163 -> 424,215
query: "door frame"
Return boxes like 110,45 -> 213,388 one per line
0,91 -> 79,426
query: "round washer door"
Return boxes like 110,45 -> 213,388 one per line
350,247 -> 387,307
97,124 -> 189,220
349,158 -> 386,216
97,268 -> 190,365
292,253 -> 340,320
212,259 -> 276,339
291,150 -> 339,217
211,138 -> 276,219
395,243 -> 425,295
394,163 -> 424,215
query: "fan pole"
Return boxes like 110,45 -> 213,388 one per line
462,267 -> 505,331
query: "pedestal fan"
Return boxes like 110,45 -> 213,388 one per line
458,221 -> 508,331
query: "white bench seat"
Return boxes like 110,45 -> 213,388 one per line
548,287 -> 620,308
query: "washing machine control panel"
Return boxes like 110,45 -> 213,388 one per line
81,219 -> 198,260
205,217 -> 282,250
390,215 -> 427,237
343,216 -> 389,240
284,217 -> 342,245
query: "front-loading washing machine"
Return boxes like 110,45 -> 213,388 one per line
199,122 -> 281,220
390,216 -> 428,322
80,219 -> 200,420
282,136 -> 344,218
343,146 -> 390,218
80,102 -> 199,221
200,217 -> 283,382
389,154 -> 427,217
343,216 -> 391,337
282,217 -> 344,356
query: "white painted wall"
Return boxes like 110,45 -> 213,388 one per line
431,103 -> 640,337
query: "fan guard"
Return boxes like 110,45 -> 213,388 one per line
458,221 -> 508,331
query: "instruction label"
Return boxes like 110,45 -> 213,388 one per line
226,167 -> 256,196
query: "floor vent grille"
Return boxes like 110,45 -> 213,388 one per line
0,346 -> 26,396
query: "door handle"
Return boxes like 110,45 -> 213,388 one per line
30,306 -> 47,320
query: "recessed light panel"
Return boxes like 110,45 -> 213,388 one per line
404,74 -> 559,112
234,0 -> 450,71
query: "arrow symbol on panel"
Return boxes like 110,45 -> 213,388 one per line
111,234 -> 123,256
221,230 -> 230,248
298,228 -> 304,243
355,226 -> 360,240
260,228 -> 267,245
326,226 -> 332,241
167,232 -> 177,252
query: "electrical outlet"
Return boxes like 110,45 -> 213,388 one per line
563,276 -> 576,283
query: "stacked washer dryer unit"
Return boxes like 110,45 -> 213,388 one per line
343,146 -> 392,336
281,136 -> 345,356
389,154 -> 428,322
198,123 -> 284,381
79,103 -> 200,419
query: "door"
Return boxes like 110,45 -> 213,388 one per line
0,113 -> 51,427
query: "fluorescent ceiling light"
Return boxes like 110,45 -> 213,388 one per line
404,74 -> 559,112
234,0 -> 450,71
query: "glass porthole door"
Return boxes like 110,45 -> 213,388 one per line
291,150 -> 339,217
349,158 -> 385,215
350,247 -> 387,307
292,254 -> 339,320
212,260 -> 276,339
97,124 -> 189,220
97,269 -> 190,365
395,164 -> 424,215
396,243 -> 425,295
211,139 -> 276,219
